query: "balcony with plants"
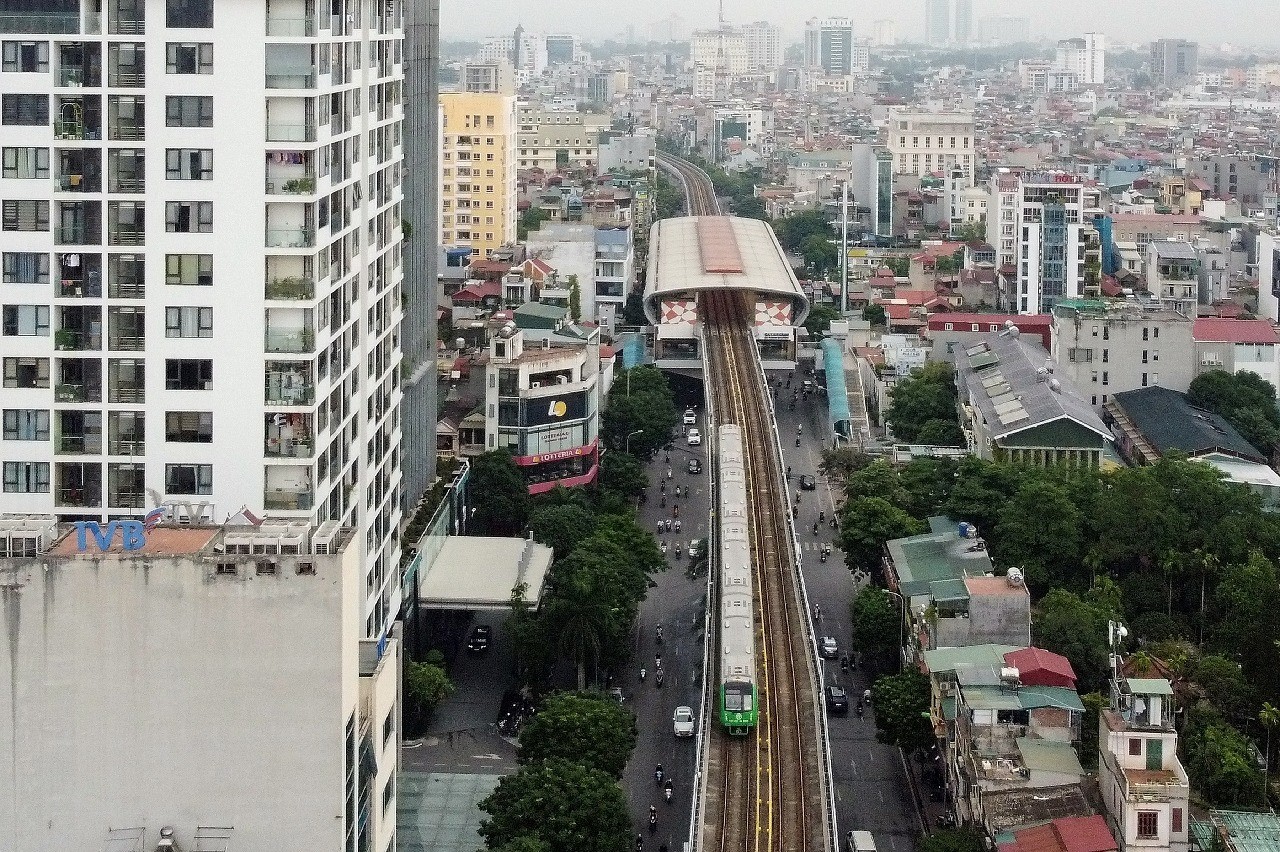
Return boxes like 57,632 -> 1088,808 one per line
265,255 -> 316,300
55,305 -> 102,351
265,361 -> 315,405
53,95 -> 101,140
265,412 -> 314,458
57,253 -> 103,298
55,357 -> 102,403
55,411 -> 102,455
265,200 -> 315,248
266,150 -> 317,195
264,306 -> 315,354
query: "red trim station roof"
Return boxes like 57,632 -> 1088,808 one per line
1193,318 -> 1280,345
697,216 -> 745,274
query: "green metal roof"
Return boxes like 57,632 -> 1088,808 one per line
1127,677 -> 1174,696
1190,810 -> 1280,852
929,578 -> 970,605
1018,686 -> 1086,713
1016,738 -> 1084,776
885,516 -> 995,597
960,685 -> 1023,711
923,644 -> 1022,675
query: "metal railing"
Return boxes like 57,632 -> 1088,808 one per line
265,328 -> 315,353
266,123 -> 316,143
265,277 -> 315,300
265,16 -> 317,36
265,227 -> 315,248
265,72 -> 316,89
263,488 -> 313,510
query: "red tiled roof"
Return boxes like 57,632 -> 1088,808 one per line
1006,816 -> 1116,852
898,289 -> 936,306
599,345 -> 616,359
1004,647 -> 1077,687
453,281 -> 502,302
1193,318 -> 1280,345
883,303 -> 913,320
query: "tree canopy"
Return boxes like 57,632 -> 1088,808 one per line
886,361 -> 964,445
479,758 -> 632,852
851,586 -> 901,675
838,496 -> 926,570
804,303 -> 841,338
870,668 -> 934,753
601,366 -> 679,461
516,693 -> 638,778
469,450 -> 530,536
1188,369 -> 1280,456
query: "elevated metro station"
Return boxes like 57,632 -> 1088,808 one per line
644,216 -> 809,373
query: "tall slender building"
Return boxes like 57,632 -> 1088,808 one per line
803,17 -> 856,76
924,0 -> 951,46
0,0 -> 410,639
953,0 -> 972,45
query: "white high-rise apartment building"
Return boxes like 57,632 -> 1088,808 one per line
871,19 -> 897,46
690,27 -> 748,98
986,171 -> 1103,314
1056,32 -> 1106,85
740,21 -> 781,71
0,0 -> 406,639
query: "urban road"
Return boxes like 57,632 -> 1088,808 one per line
622,376 -> 923,852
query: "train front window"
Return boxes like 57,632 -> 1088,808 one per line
725,685 -> 748,711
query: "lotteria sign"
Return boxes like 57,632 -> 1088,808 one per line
73,507 -> 165,552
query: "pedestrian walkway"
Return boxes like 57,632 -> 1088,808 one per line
841,341 -> 872,446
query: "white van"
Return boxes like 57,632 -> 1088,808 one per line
846,831 -> 877,852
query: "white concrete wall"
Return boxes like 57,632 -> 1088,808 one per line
0,534 -> 364,852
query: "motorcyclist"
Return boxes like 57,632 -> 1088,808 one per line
656,624 -> 663,644
656,654 -> 663,669
797,424 -> 803,436
663,779 -> 674,802
656,669 -> 665,687
819,511 -> 825,523
640,667 -> 647,682
812,521 -> 819,535
654,764 -> 664,784
674,519 -> 682,532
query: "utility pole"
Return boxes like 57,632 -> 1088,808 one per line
840,168 -> 851,316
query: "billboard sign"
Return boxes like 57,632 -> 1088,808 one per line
522,390 -> 588,427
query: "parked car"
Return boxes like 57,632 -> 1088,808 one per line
467,624 -> 492,653
799,474 -> 817,490
673,705 -> 695,736
688,539 -> 704,559
607,687 -> 625,704
687,458 -> 702,474
825,685 -> 849,715
686,428 -> 702,446
683,409 -> 697,425
820,636 -> 838,659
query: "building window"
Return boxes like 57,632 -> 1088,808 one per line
165,95 -> 213,127
2,305 -> 49,336
1129,738 -> 1142,756
1172,808 -> 1183,833
165,463 -> 212,495
2,41 -> 50,72
165,411 -> 212,443
2,147 -> 49,179
1142,372 -> 1148,387
165,201 -> 213,233
165,305 -> 213,338
3,461 -> 49,493
167,0 -> 213,27
165,148 -> 212,180
166,42 -> 213,74
3,357 -> 49,388
1102,371 -> 1109,386
3,409 -> 49,441
165,358 -> 212,390
1,93 -> 48,125
1137,811 -> 1158,839
165,253 -> 213,286
2,252 -> 49,284
2,199 -> 50,231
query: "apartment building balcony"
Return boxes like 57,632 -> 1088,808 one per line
265,275 -> 315,300
266,151 -> 317,194
107,307 -> 145,351
265,412 -> 314,457
266,121 -> 317,143
57,254 -> 103,298
56,411 -> 102,455
265,68 -> 317,89
265,362 -> 315,405
266,197 -> 316,248
56,42 -> 102,87
55,357 -> 102,403
53,95 -> 102,141
264,466 -> 313,510
55,306 -> 102,351
106,360 -> 145,404
55,462 -> 102,508
55,201 -> 101,247
107,415 -> 145,456
265,0 -> 319,37
265,326 -> 315,354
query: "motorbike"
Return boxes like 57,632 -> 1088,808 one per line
663,780 -> 674,803
812,522 -> 819,535
640,667 -> 647,683
660,495 -> 667,508
654,765 -> 664,785
856,702 -> 864,718
820,549 -> 828,563
674,520 -> 682,532
660,541 -> 667,555
656,625 -> 663,645
649,810 -> 658,833
655,669 -> 665,687
796,437 -> 801,447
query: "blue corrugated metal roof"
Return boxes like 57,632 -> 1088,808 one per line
621,332 -> 646,369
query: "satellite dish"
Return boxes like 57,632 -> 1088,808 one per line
455,337 -> 466,349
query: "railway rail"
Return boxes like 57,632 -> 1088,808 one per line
657,151 -> 831,852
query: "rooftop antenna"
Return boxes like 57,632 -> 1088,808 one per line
718,0 -> 725,26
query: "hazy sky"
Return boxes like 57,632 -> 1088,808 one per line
440,1 -> 1280,47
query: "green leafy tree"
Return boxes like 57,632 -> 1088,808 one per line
1191,655 -> 1253,720
800,233 -> 839,276
1213,551 -> 1280,707
886,361 -> 962,443
545,553 -> 619,691
884,256 -> 910,277
622,292 -> 646,326
518,206 -> 549,240
863,304 -> 887,326
942,457 -> 1025,540
517,693 -> 638,778
995,479 -> 1085,591
896,457 -> 959,518
506,582 -> 552,688
491,838 -> 551,852
1182,704 -> 1266,808
1031,587 -> 1116,693
479,758 -> 632,852
839,496 -> 926,571
567,275 -> 582,321
405,659 -> 455,723
844,460 -> 909,507
915,418 -> 965,447
598,450 -> 648,500
771,209 -> 832,253
870,668 -> 934,753
733,195 -> 768,220
819,446 -> 873,484
470,450 -> 530,536
918,827 -> 987,852
804,303 -> 841,338
529,504 -> 598,560
601,366 -> 679,460
1077,692 -> 1107,772
1188,369 -> 1280,456
851,586 -> 901,674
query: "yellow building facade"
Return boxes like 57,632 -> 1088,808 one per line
439,92 -> 518,258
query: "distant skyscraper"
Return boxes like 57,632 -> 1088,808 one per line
545,34 -> 580,65
741,21 -> 782,71
1151,39 -> 1200,86
872,19 -> 898,46
977,16 -> 1031,45
804,17 -> 856,76
954,0 -> 973,45
925,0 -> 951,46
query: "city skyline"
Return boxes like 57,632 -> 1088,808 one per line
441,0 -> 1280,47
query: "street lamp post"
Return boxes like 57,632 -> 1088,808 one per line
625,428 -> 643,455
883,588 -> 909,672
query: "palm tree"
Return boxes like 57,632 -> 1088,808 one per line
1260,702 -> 1280,797
546,574 -> 614,691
